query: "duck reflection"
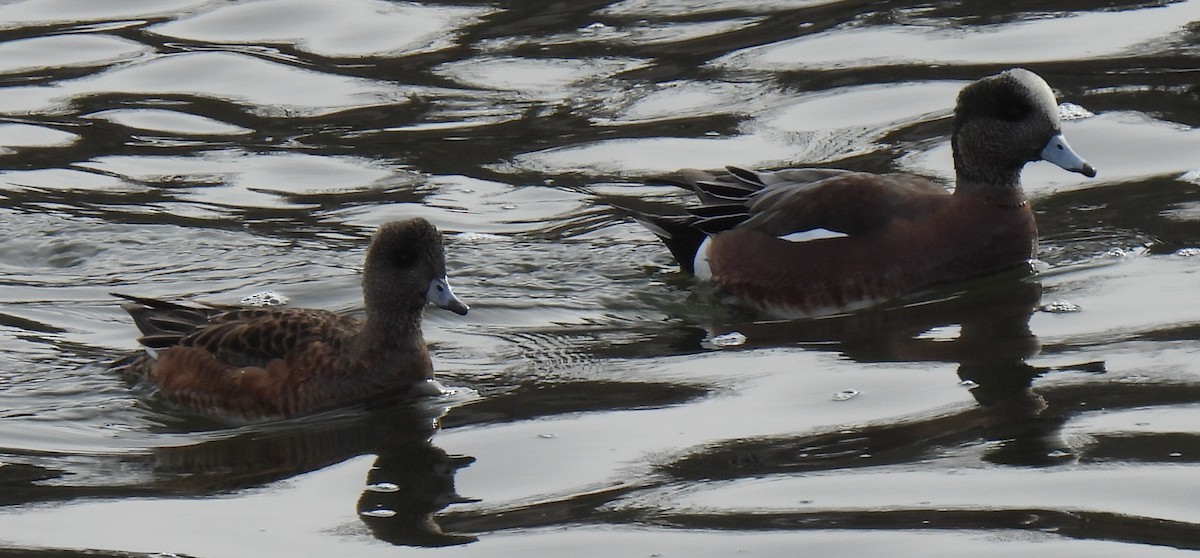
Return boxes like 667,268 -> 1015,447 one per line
668,269 -> 1106,477
149,399 -> 478,547
357,440 -> 478,546
433,271 -> 1113,538
142,378 -> 711,546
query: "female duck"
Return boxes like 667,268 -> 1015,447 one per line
632,68 -> 1097,318
111,218 -> 468,422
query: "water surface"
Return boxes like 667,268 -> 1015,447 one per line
1,0 -> 1199,556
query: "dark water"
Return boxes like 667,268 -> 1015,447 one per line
1,1 -> 1199,556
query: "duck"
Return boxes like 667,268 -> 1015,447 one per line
629,68 -> 1097,318
110,217 -> 469,422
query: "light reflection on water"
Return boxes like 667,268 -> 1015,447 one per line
1,0 -> 1200,555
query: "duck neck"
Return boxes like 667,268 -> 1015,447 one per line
951,130 -> 1028,199
953,169 -> 1028,208
354,308 -> 433,385
359,307 -> 426,354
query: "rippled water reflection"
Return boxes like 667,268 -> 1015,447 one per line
1,0 -> 1199,556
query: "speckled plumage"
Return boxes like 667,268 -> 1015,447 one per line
111,218 -> 468,422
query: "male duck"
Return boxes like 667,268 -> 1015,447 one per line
111,218 -> 469,422
632,68 -> 1097,318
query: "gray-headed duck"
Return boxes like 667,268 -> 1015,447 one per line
631,68 -> 1097,318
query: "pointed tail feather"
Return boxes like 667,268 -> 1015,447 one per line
628,167 -> 778,275
111,292 -> 223,341
694,214 -> 750,235
692,180 -> 760,203
724,165 -> 769,187
624,210 -> 707,275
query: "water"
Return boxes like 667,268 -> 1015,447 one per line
1,0 -> 1199,555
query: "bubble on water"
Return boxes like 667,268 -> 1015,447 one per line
1040,300 -> 1080,313
239,290 -> 288,307
1057,102 -> 1094,120
702,331 -> 746,349
832,389 -> 859,401
1174,247 -> 1200,257
958,380 -> 979,389
1105,248 -> 1129,258
538,433 -> 555,439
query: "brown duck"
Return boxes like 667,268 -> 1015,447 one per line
111,218 -> 469,422
630,68 -> 1097,318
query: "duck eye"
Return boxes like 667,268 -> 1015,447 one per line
999,100 -> 1030,122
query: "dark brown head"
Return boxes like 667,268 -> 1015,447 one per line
952,68 -> 1096,187
362,218 -> 469,322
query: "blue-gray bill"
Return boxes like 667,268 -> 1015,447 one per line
427,277 -> 469,315
1041,133 -> 1097,178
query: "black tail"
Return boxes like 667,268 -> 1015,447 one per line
624,211 -> 707,275
627,166 -> 776,274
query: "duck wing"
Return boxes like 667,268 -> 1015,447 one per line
112,293 -> 356,369
689,166 -> 948,237
110,293 -> 232,346
179,308 -> 357,369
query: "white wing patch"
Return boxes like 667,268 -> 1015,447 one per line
693,236 -> 714,281
780,228 -> 849,243
694,229 -> 846,281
